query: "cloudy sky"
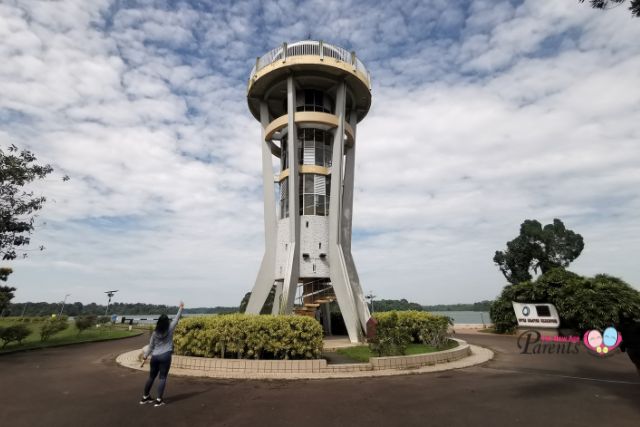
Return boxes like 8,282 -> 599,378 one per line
1,0 -> 639,307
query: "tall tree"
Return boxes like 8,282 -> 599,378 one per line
239,287 -> 276,314
493,219 -> 584,285
1,145 -> 59,314
0,267 -> 16,314
579,0 -> 640,18
1,145 -> 54,260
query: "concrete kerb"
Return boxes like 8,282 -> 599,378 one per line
115,338 -> 494,380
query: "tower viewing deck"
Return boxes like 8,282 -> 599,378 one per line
247,40 -> 372,123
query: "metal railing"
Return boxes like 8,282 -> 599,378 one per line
249,40 -> 370,88
295,280 -> 335,307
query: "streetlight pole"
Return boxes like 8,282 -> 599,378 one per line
59,294 -> 71,316
20,303 -> 28,319
104,290 -> 118,317
365,292 -> 376,314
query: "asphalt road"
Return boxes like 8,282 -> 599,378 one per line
1,332 -> 639,427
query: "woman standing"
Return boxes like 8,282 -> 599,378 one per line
140,301 -> 184,406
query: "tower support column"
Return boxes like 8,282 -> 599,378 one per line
328,81 -> 366,343
246,101 -> 277,314
280,76 -> 300,314
342,115 -> 371,330
271,281 -> 283,315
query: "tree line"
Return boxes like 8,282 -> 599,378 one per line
422,301 -> 493,312
2,302 -> 238,317
4,298 -> 496,318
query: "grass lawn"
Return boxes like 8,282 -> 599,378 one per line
336,340 -> 459,363
0,318 -> 143,354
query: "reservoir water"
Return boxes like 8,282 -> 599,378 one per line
429,311 -> 491,325
119,311 -> 491,326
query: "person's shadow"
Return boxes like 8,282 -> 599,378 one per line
167,390 -> 207,403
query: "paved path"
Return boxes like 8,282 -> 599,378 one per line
1,332 -> 639,427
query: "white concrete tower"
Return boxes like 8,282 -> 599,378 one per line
245,41 -> 372,343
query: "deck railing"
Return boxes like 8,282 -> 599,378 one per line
249,41 -> 370,88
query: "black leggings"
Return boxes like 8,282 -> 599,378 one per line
144,351 -> 172,399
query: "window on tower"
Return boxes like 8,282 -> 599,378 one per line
277,174 -> 330,218
281,129 -> 332,170
279,177 -> 289,219
296,89 -> 332,113
299,128 -> 332,167
299,173 -> 330,216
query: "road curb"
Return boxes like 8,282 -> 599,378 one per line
0,330 -> 144,356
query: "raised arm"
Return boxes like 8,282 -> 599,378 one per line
169,301 -> 184,332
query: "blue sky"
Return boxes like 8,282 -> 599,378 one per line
1,0 -> 639,307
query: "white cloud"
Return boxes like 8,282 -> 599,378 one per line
1,0 -> 639,307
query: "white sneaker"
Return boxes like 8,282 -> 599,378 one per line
139,395 -> 153,405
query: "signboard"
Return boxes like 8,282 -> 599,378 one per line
512,302 -> 560,328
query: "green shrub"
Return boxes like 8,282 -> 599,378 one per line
75,316 -> 97,335
369,311 -> 452,356
418,316 -> 451,348
490,268 -> 640,333
97,316 -> 111,325
555,274 -> 640,331
0,324 -> 31,348
369,311 -> 411,356
17,316 -> 47,323
490,297 -> 518,334
174,314 -> 323,360
40,317 -> 69,342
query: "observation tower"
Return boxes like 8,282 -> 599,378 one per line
245,41 -> 372,343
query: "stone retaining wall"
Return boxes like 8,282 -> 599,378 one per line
370,339 -> 470,370
166,339 -> 470,374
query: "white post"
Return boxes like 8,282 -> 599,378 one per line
59,294 -> 70,316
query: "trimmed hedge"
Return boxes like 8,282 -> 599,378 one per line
174,314 -> 323,360
369,311 -> 452,356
